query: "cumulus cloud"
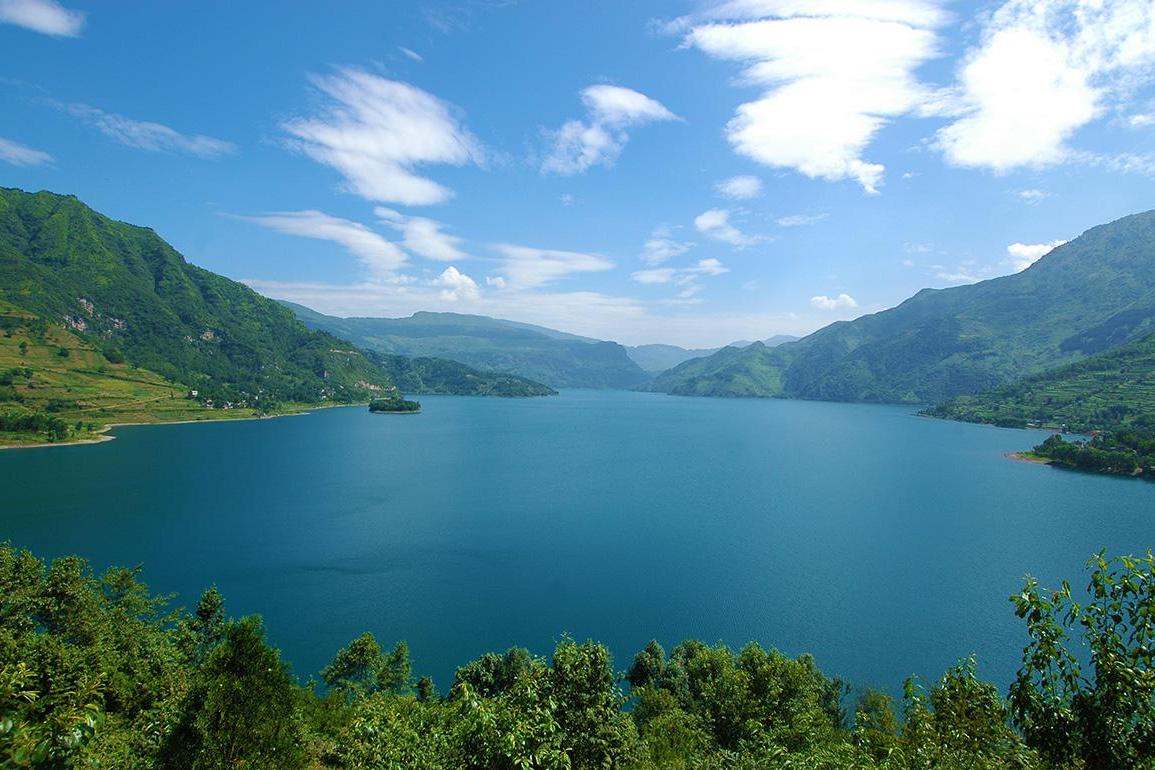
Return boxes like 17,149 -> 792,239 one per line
1007,239 -> 1067,271
810,293 -> 859,310
282,68 -> 484,205
694,208 -> 764,247
0,0 -> 83,36
431,265 -> 480,300
0,136 -> 53,166
641,224 -> 694,266
680,0 -> 947,193
934,0 -> 1155,171
375,207 -> 466,261
489,244 -> 614,289
243,210 -> 408,280
715,174 -> 763,199
63,104 -> 235,157
542,85 -> 678,174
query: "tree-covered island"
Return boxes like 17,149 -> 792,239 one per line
368,396 -> 422,414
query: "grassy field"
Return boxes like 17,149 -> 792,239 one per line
0,307 -> 282,446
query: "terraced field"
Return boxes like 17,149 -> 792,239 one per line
0,307 -> 267,446
925,330 -> 1155,432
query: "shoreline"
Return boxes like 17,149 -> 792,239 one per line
0,401 -> 359,452
1005,451 -> 1050,466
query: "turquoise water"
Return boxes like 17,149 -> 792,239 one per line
1,390 -> 1152,695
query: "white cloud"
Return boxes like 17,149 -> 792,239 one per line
680,1 -> 946,193
631,257 -> 729,285
810,292 -> 859,310
431,266 -> 480,301
0,136 -> 53,166
243,210 -> 408,280
776,212 -> 827,226
694,208 -> 764,247
489,244 -> 614,289
1007,239 -> 1067,271
559,193 -> 576,206
1128,113 -> 1155,128
1017,188 -> 1050,203
641,225 -> 694,265
399,46 -> 424,62
542,85 -> 678,174
935,0 -> 1155,171
375,207 -> 466,261
632,267 -> 678,284
282,68 -> 484,205
715,174 -> 763,199
64,104 -> 235,157
0,0 -> 83,36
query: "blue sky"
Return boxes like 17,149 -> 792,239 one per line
2,0 -> 1155,347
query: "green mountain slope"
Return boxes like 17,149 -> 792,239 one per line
366,352 -> 557,397
626,336 -> 799,374
0,188 -> 396,411
650,209 -> 1155,403
924,329 -> 1155,432
283,302 -> 650,389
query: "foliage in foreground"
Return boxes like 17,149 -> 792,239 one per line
2,544 -> 1154,769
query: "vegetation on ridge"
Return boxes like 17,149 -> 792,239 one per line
0,188 -> 399,444
650,209 -> 1155,404
3,542 -> 1153,769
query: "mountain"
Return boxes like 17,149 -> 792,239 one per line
625,336 -> 798,374
649,209 -> 1155,403
366,352 -> 557,397
0,187 -> 396,436
924,329 -> 1155,433
283,302 -> 649,389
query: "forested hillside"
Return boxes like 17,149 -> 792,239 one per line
650,209 -> 1155,403
0,188 -> 396,409
285,302 -> 650,389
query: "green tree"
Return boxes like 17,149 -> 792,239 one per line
1010,551 -> 1155,769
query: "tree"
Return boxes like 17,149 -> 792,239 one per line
1010,551 -> 1155,770
321,633 -> 411,698
171,616 -> 305,770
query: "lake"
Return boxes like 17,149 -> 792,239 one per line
1,390 -> 1152,696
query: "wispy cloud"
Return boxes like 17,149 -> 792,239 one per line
1016,188 -> 1050,204
0,136 -> 53,166
1007,239 -> 1066,271
64,104 -> 236,157
489,244 -> 615,289
542,84 -> 678,174
678,1 -> 947,193
641,224 -> 693,266
0,0 -> 83,37
241,210 -> 408,280
715,175 -> 763,199
694,208 -> 765,247
810,293 -> 858,310
282,67 -> 484,205
375,207 -> 466,261
933,0 -> 1155,172
776,213 -> 827,227
398,46 -> 424,62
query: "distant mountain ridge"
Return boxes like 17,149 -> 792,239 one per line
649,209 -> 1155,403
283,302 -> 650,389
625,336 -> 798,374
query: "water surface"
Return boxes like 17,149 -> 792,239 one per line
2,391 -> 1152,694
